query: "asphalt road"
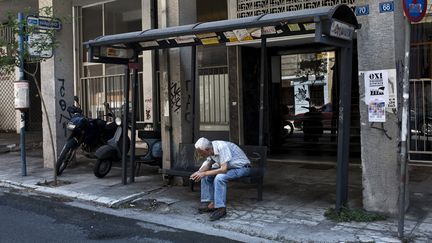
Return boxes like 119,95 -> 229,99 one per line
0,187 -> 239,243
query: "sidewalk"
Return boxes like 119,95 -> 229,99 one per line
0,133 -> 431,242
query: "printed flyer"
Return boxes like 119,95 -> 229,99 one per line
368,98 -> 386,122
363,69 -> 392,122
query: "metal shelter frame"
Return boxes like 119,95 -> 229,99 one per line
85,4 -> 360,211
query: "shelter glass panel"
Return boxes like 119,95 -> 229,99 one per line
274,51 -> 338,155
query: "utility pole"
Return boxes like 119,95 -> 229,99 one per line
17,12 -> 28,176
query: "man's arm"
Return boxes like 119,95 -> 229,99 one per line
203,162 -> 228,176
198,160 -> 212,172
190,159 -> 212,181
190,162 -> 228,182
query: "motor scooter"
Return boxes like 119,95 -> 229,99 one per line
56,97 -> 117,175
93,104 -> 130,178
93,118 -> 163,178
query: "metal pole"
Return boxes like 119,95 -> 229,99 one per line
191,45 -> 197,142
122,66 -> 130,185
259,37 -> 267,146
18,12 -> 27,176
398,18 -> 411,239
335,44 -> 353,211
130,64 -> 138,183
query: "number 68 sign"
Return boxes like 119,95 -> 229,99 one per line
379,2 -> 394,13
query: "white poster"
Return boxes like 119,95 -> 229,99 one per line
14,82 -> 29,109
368,98 -> 386,122
364,70 -> 389,106
294,84 -> 309,115
386,69 -> 397,109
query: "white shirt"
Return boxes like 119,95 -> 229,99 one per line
201,141 -> 250,169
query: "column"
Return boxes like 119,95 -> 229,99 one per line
356,0 -> 408,214
39,0 -> 74,168
158,0 -> 196,170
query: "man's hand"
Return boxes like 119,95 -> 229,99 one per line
190,171 -> 206,182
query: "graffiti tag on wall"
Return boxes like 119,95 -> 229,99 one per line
144,98 -> 152,121
57,78 -> 71,137
169,80 -> 193,121
169,82 -> 181,113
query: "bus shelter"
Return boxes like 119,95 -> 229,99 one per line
85,4 -> 360,211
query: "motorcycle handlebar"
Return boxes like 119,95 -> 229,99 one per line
67,105 -> 83,115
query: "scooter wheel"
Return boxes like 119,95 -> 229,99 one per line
56,139 -> 77,176
94,159 -> 113,178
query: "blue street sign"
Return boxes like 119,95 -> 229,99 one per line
379,2 -> 394,13
403,0 -> 428,22
355,5 -> 370,16
27,16 -> 62,30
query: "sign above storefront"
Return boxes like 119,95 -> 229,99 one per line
329,20 -> 355,40
403,0 -> 428,23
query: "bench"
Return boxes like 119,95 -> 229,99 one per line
164,143 -> 267,201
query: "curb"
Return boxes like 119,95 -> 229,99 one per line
0,179 -> 151,208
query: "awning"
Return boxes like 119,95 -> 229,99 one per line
85,4 -> 359,64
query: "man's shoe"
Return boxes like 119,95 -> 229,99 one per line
209,207 -> 226,221
198,202 -> 216,213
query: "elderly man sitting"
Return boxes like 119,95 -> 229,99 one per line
190,137 -> 251,221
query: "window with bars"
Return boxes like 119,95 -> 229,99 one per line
199,66 -> 229,130
408,5 -> 432,164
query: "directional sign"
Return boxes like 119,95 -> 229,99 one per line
27,16 -> 62,30
403,0 -> 428,22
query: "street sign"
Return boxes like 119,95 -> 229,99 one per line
379,2 -> 394,13
27,32 -> 53,58
403,0 -> 428,22
355,5 -> 369,16
27,16 -> 62,30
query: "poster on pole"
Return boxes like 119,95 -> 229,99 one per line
364,70 -> 389,105
364,70 -> 390,122
368,98 -> 386,122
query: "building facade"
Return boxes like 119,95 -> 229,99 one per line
2,0 -> 431,215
